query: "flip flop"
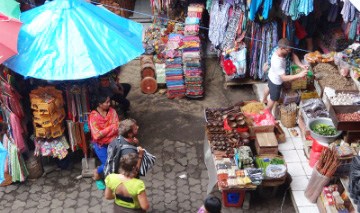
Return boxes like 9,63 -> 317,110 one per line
95,180 -> 106,190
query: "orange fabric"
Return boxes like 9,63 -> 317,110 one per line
89,107 -> 119,146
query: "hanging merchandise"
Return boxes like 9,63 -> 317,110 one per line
249,0 -> 272,21
34,136 -> 69,160
247,21 -> 279,80
298,0 -> 314,16
209,1 -> 230,48
220,6 -> 242,51
341,0 -> 357,23
30,86 -> 65,139
2,134 -> 29,182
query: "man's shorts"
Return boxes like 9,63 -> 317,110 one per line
268,78 -> 282,101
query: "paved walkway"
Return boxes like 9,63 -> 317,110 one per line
0,59 -> 296,212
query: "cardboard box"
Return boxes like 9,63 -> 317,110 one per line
255,132 -> 278,155
274,123 -> 286,142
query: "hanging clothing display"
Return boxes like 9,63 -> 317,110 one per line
220,6 -> 242,50
249,0 -> 272,21
2,134 -> 28,182
341,0 -> 357,23
209,1 -> 230,47
298,0 -> 314,16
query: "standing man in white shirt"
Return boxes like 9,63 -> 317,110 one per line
263,38 -> 308,112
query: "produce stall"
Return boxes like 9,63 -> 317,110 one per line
203,101 -> 288,207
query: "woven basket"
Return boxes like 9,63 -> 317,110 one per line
26,153 -> 43,179
280,107 -> 297,128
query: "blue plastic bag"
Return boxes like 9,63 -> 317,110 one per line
0,142 -> 7,184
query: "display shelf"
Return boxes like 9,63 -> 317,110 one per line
340,177 -> 358,212
223,76 -> 266,90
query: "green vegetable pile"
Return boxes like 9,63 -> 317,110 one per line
311,124 -> 339,136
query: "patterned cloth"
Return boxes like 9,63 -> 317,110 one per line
209,1 -> 230,47
89,107 -> 119,146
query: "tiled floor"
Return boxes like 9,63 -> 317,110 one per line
278,122 -> 320,213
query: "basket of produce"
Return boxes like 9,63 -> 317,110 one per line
280,103 -> 297,128
256,154 -> 287,186
308,118 -> 342,143
290,66 -> 307,90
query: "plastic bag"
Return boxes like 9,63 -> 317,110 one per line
266,164 -> 287,179
0,142 -> 7,184
249,108 -> 276,126
304,167 -> 331,203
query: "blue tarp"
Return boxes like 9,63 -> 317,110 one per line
0,142 -> 7,184
4,0 -> 144,80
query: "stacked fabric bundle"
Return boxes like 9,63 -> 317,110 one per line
183,36 -> 204,98
165,57 -> 185,98
184,4 -> 204,36
183,4 -> 204,98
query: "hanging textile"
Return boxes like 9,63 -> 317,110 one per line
249,0 -> 263,21
328,4 -> 339,22
209,1 -> 230,47
221,7 -> 242,50
298,0 -> 314,16
341,0 -> 357,23
10,112 -> 26,153
349,17 -> 359,40
289,0 -> 300,20
0,141 -> 7,184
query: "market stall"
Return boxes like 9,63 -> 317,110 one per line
203,101 -> 288,207
0,0 -> 144,185
143,3 -> 206,98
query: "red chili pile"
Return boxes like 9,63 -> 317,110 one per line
337,113 -> 360,121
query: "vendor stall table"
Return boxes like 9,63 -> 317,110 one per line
223,76 -> 266,90
340,177 -> 358,212
204,132 -> 257,207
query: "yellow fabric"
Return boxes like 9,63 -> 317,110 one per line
105,174 -> 145,209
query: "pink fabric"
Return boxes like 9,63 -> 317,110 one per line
3,134 -> 8,173
10,113 -> 26,153
0,15 -> 22,64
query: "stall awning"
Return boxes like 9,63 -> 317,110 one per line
4,0 -> 144,80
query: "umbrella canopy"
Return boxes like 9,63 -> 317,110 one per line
0,14 -> 22,64
4,0 -> 144,80
0,0 -> 20,20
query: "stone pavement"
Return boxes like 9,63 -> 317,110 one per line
0,59 -> 296,212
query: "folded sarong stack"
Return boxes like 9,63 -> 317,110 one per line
165,57 -> 185,98
183,4 -> 204,98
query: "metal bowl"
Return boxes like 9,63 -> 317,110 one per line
308,118 -> 342,143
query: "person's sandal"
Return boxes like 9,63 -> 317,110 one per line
95,180 -> 106,190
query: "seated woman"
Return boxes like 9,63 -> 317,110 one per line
89,95 -> 119,190
105,153 -> 150,213
99,73 -> 131,116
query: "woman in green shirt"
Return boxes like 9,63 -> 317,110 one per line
105,153 -> 149,212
